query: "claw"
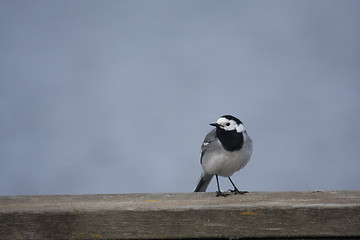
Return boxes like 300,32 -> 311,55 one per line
216,191 -> 230,197
229,188 -> 249,195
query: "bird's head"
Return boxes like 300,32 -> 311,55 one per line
210,115 -> 245,133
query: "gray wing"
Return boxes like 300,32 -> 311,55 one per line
200,129 -> 217,164
195,129 -> 217,192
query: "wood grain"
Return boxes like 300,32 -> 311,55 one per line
1,191 -> 359,239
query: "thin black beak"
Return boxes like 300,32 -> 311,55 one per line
210,123 -> 219,127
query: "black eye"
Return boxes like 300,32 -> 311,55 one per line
226,122 -> 230,126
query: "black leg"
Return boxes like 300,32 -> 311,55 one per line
228,177 -> 248,195
215,175 -> 229,197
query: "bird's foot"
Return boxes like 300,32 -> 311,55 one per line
216,191 -> 230,197
228,188 -> 249,195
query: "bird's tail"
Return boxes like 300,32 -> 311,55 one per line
194,173 -> 213,192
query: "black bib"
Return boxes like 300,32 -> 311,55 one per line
216,128 -> 244,152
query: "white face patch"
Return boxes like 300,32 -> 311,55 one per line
216,117 -> 246,133
236,123 -> 246,133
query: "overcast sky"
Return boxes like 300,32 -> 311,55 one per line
1,0 -> 360,196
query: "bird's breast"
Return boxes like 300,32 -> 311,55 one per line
202,139 -> 252,177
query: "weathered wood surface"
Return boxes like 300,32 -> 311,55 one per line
0,191 -> 359,239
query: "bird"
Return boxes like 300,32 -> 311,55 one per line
194,115 -> 253,197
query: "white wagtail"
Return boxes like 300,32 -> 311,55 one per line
194,115 -> 253,197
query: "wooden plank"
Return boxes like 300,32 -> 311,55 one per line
0,191 -> 359,239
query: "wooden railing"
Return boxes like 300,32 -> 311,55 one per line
1,191 -> 359,239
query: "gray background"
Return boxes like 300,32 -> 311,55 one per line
1,1 -> 359,196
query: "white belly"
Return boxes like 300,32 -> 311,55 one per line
202,135 -> 252,177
